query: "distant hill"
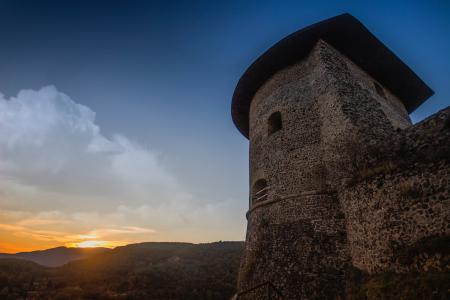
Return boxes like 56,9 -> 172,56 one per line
0,246 -> 110,267
0,241 -> 243,300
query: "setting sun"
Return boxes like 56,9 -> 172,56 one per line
66,240 -> 125,249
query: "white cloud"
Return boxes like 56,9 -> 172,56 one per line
0,86 -> 190,211
0,86 -> 245,248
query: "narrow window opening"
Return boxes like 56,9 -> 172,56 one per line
445,116 -> 450,130
268,112 -> 282,135
374,82 -> 386,99
252,179 -> 268,204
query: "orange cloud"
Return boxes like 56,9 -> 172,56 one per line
0,213 -> 156,253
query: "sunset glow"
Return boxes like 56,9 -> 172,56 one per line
66,240 -> 125,249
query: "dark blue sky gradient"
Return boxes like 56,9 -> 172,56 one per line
0,0 -> 449,207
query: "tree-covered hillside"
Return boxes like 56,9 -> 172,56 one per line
0,241 -> 243,300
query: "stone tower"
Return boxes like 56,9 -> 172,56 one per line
231,14 -> 449,299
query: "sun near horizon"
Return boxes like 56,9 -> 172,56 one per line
65,240 -> 127,250
0,234 -> 130,254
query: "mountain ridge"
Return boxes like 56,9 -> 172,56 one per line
0,246 -> 111,267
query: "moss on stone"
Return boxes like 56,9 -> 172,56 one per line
398,181 -> 422,200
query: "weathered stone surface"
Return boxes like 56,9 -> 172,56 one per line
340,107 -> 450,274
235,39 -> 449,299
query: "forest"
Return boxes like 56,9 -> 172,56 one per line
0,242 -> 243,300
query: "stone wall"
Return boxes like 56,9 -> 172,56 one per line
240,193 -> 348,299
316,39 -> 412,189
241,41 -> 352,299
340,107 -> 450,274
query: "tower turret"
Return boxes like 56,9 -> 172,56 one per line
232,14 -> 434,299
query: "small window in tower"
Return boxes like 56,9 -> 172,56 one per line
268,112 -> 282,135
374,82 -> 386,99
445,116 -> 450,130
252,179 -> 268,204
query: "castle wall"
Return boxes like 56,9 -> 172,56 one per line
313,40 -> 413,192
241,42 -> 350,299
249,48 -> 324,194
248,41 -> 412,193
340,107 -> 450,274
240,194 -> 348,299
317,39 -> 411,131
238,39 -> 448,299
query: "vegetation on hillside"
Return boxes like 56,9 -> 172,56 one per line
0,242 -> 243,300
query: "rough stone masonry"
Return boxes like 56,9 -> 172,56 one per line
231,14 -> 449,299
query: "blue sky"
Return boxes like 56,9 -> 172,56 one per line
0,0 -> 449,251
